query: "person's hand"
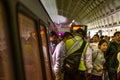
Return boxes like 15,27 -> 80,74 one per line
86,73 -> 91,77
103,66 -> 106,70
85,70 -> 91,76
96,67 -> 102,72
85,72 -> 91,80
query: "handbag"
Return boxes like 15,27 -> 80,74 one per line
62,40 -> 86,74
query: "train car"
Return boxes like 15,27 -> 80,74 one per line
0,0 -> 55,80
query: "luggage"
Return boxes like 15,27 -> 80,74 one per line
62,41 -> 86,74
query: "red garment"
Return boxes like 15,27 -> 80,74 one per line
117,71 -> 120,80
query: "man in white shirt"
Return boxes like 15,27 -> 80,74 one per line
90,34 -> 99,51
52,32 -> 73,80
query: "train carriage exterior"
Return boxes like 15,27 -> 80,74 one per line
0,0 -> 120,80
0,0 -> 55,80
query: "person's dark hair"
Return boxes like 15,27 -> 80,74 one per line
100,36 -> 104,40
62,32 -> 73,39
50,31 -> 58,37
114,31 -> 120,36
76,28 -> 86,37
93,34 -> 99,38
98,39 -> 108,48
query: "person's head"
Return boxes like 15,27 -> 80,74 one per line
111,36 -> 115,41
92,34 -> 99,43
113,31 -> 120,44
103,35 -> 110,42
100,36 -> 104,40
62,32 -> 73,41
74,28 -> 86,38
98,39 -> 108,52
49,31 -> 58,44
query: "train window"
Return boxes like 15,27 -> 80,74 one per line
40,25 -> 53,80
0,1 -> 15,80
18,13 -> 43,80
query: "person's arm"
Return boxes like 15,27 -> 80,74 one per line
105,42 -> 112,66
92,50 -> 103,72
53,48 -> 61,71
117,52 -> 120,72
85,45 -> 93,73
53,42 -> 65,72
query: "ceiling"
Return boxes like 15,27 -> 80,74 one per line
41,0 -> 120,26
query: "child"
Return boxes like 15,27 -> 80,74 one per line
91,39 -> 108,80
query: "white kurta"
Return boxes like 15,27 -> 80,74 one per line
52,41 -> 66,72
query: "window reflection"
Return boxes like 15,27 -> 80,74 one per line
40,26 -> 52,80
18,13 -> 43,80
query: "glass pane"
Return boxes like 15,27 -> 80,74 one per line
40,26 -> 52,80
0,1 -> 15,80
18,13 -> 43,80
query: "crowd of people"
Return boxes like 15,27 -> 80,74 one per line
49,29 -> 120,80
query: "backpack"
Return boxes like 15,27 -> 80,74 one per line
62,40 -> 86,74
